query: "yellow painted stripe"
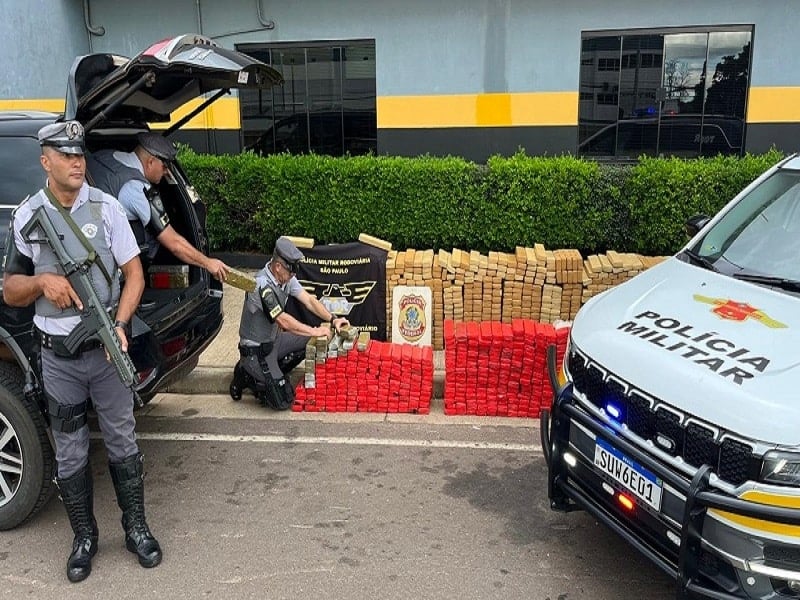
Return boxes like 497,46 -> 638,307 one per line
149,96 -> 241,130
0,98 -> 65,112
710,490 -> 800,537
6,86 -> 800,129
511,92 -> 578,127
0,96 -> 241,130
747,86 -> 800,123
377,92 -> 578,128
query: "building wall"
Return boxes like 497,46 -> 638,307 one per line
0,0 -> 87,108
2,0 -> 799,159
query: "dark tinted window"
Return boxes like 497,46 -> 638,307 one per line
237,41 -> 377,157
578,27 -> 751,159
0,136 -> 46,249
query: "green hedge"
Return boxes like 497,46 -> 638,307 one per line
179,148 -> 785,257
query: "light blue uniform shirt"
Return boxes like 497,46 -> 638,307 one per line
12,182 -> 140,335
112,151 -> 153,226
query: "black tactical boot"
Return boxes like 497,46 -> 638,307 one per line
56,464 -> 99,583
109,453 -> 162,568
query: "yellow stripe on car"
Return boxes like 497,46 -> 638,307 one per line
710,490 -> 800,539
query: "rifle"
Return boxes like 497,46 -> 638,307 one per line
21,206 -> 141,400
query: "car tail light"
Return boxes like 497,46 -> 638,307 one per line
160,336 -> 187,358
148,265 -> 189,289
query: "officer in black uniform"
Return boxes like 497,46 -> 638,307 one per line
230,237 -> 350,409
3,121 -> 161,582
86,132 -> 229,280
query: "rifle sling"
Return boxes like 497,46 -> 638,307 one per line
43,187 -> 113,286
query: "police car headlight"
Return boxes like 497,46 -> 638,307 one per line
560,336 -> 573,386
761,451 -> 800,485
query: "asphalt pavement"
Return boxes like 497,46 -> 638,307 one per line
2,403 -> 674,600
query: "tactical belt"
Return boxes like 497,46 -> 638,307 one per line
48,397 -> 88,433
238,343 -> 274,359
38,330 -> 104,359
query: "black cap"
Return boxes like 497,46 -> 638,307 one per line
274,236 -> 304,265
38,121 -> 85,155
137,132 -> 177,162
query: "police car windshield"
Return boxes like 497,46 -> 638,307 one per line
691,169 -> 800,284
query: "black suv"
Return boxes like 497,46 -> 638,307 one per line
0,34 -> 282,530
578,114 -> 744,159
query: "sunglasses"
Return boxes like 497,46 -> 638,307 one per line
278,259 -> 297,274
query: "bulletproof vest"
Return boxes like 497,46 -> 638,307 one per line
85,149 -> 148,199
27,188 -> 120,318
239,274 -> 288,344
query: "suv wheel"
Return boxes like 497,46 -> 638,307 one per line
0,362 -> 55,530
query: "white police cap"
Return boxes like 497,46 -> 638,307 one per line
37,121 -> 85,155
274,236 -> 304,265
137,132 -> 177,162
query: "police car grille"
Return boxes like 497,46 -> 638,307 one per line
718,439 -> 754,485
567,349 -> 756,486
684,423 -> 716,468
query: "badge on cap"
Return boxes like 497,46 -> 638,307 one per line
38,120 -> 85,155
66,121 -> 83,140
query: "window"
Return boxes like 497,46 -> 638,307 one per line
598,57 -> 620,72
577,26 -> 752,159
0,136 -> 45,250
236,40 -> 377,157
597,93 -> 619,105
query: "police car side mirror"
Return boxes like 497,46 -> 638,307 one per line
685,214 -> 711,238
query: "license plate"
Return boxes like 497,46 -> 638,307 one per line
594,438 -> 663,511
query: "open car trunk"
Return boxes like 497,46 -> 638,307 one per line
66,34 -> 283,127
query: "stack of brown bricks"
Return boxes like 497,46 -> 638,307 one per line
384,244 -> 667,350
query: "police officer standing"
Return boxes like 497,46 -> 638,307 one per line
2,121 -> 161,582
86,132 -> 229,281
230,237 -> 349,409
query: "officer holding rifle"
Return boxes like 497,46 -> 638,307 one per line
2,121 -> 161,582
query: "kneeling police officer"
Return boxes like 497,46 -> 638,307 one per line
230,237 -> 349,409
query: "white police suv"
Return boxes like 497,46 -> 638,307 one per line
542,154 -> 800,599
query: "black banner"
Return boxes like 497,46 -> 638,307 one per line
287,242 -> 387,341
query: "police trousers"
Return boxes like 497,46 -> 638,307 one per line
42,347 -> 139,479
238,331 -> 308,382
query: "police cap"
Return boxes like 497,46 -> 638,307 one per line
273,236 -> 304,266
37,121 -> 85,155
137,132 -> 177,162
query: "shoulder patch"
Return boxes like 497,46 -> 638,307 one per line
259,285 -> 284,322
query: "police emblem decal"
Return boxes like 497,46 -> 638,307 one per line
397,294 -> 426,343
693,294 -> 787,328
